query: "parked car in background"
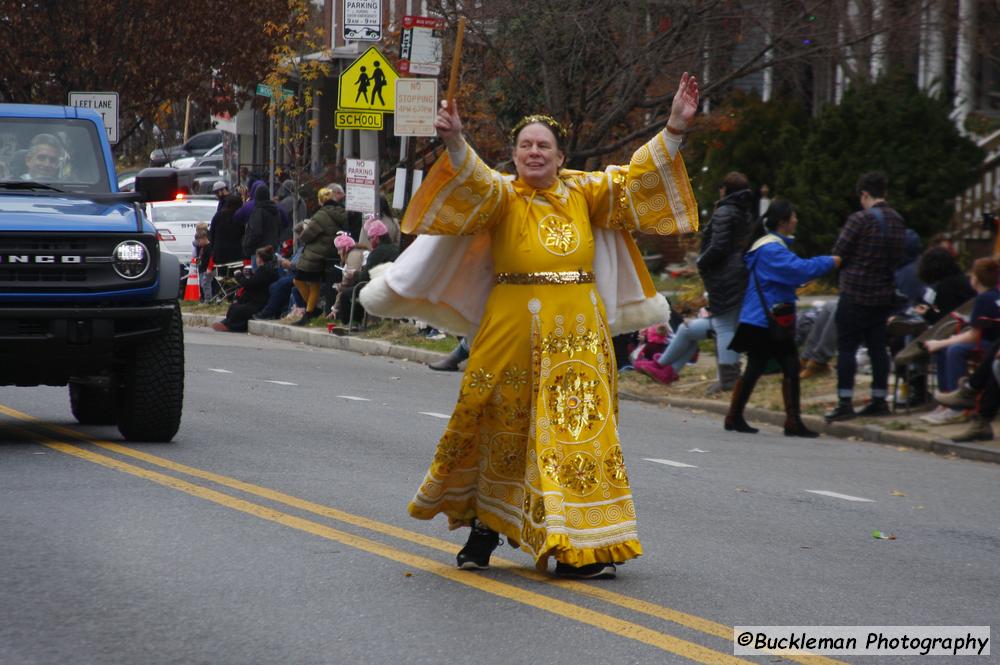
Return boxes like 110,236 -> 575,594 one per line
149,129 -> 222,167
169,142 -> 222,169
146,195 -> 218,261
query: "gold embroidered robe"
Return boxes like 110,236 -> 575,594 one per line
404,133 -> 697,568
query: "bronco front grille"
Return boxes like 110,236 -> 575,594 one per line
0,233 -> 158,293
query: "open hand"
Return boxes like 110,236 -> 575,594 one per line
668,72 -> 700,131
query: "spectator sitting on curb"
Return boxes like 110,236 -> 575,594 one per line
935,336 -> 1000,442
333,218 -> 400,327
212,246 -> 279,333
921,257 -> 1000,426
254,222 -> 307,321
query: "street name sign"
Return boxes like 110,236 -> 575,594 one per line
345,158 -> 377,215
394,79 -> 437,137
343,0 -> 382,41
68,91 -> 118,144
399,15 -> 445,76
338,47 -> 399,113
335,110 -> 384,130
255,83 -> 294,100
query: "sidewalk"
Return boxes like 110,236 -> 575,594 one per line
182,313 -> 1000,465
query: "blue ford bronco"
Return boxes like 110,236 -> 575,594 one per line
0,104 -> 184,441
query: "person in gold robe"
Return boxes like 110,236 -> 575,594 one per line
363,73 -> 700,579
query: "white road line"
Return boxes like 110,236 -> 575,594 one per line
805,490 -> 875,503
419,412 -> 452,420
264,380 -> 298,386
338,395 -> 370,401
643,458 -> 698,468
688,448 -> 710,453
208,368 -> 233,374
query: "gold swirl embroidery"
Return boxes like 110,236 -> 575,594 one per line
541,330 -> 601,358
432,431 -> 474,474
502,366 -> 529,391
539,448 -> 561,483
489,433 -> 527,479
545,366 -> 606,439
531,495 -> 546,524
466,368 -> 495,395
556,452 -> 599,494
603,445 -> 629,486
538,215 -> 579,255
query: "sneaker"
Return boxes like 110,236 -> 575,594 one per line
554,562 -> 617,579
934,378 -> 977,410
856,398 -> 890,417
920,406 -> 967,425
634,358 -> 678,385
456,521 -> 501,570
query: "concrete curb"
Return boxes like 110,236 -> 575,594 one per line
619,391 -> 1000,465
182,312 -> 450,366
182,312 -> 999,465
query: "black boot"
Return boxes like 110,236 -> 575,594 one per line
724,377 -> 759,434
856,397 -> 891,417
783,375 -> 819,438
456,520 -> 501,570
429,342 -> 469,372
825,397 -> 856,423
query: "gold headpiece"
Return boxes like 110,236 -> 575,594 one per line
509,114 -> 568,145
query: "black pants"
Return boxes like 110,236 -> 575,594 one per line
968,338 -> 1000,419
223,301 -> 263,332
835,298 -> 892,399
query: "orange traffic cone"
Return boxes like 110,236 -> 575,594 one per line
183,257 -> 200,301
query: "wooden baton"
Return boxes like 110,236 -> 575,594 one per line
446,17 -> 467,108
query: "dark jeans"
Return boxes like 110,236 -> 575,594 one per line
835,298 -> 892,399
256,271 -> 305,319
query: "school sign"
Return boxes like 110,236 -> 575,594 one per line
337,47 -> 399,113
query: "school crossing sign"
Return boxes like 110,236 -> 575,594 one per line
338,47 -> 398,113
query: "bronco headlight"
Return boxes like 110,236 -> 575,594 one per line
112,240 -> 150,279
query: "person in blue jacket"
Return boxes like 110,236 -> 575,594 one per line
725,199 -> 841,437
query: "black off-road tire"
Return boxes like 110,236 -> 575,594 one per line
116,303 -> 184,442
69,384 -> 117,425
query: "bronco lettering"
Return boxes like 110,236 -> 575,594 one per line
0,255 -> 83,263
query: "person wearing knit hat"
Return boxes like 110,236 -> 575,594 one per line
333,218 -> 400,327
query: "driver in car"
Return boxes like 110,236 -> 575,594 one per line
22,133 -> 64,180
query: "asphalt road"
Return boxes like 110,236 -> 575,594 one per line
1,329 -> 996,665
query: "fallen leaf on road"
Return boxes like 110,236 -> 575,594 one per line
735,487 -> 749,493
890,489 -> 907,497
895,447 -> 910,452
691,409 -> 705,414
915,505 -> 924,509
800,546 -> 812,549
404,572 -> 413,577
871,530 -> 897,540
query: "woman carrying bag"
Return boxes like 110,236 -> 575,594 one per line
725,200 -> 841,437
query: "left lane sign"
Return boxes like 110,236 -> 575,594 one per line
68,91 -> 119,144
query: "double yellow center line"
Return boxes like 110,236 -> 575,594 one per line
0,403 -> 847,665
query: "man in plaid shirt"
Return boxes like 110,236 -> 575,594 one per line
826,171 -> 907,422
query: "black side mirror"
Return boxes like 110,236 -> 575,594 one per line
134,167 -> 179,202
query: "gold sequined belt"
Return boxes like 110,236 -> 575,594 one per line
495,270 -> 595,285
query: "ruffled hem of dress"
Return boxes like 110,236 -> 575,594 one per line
534,535 -> 643,570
